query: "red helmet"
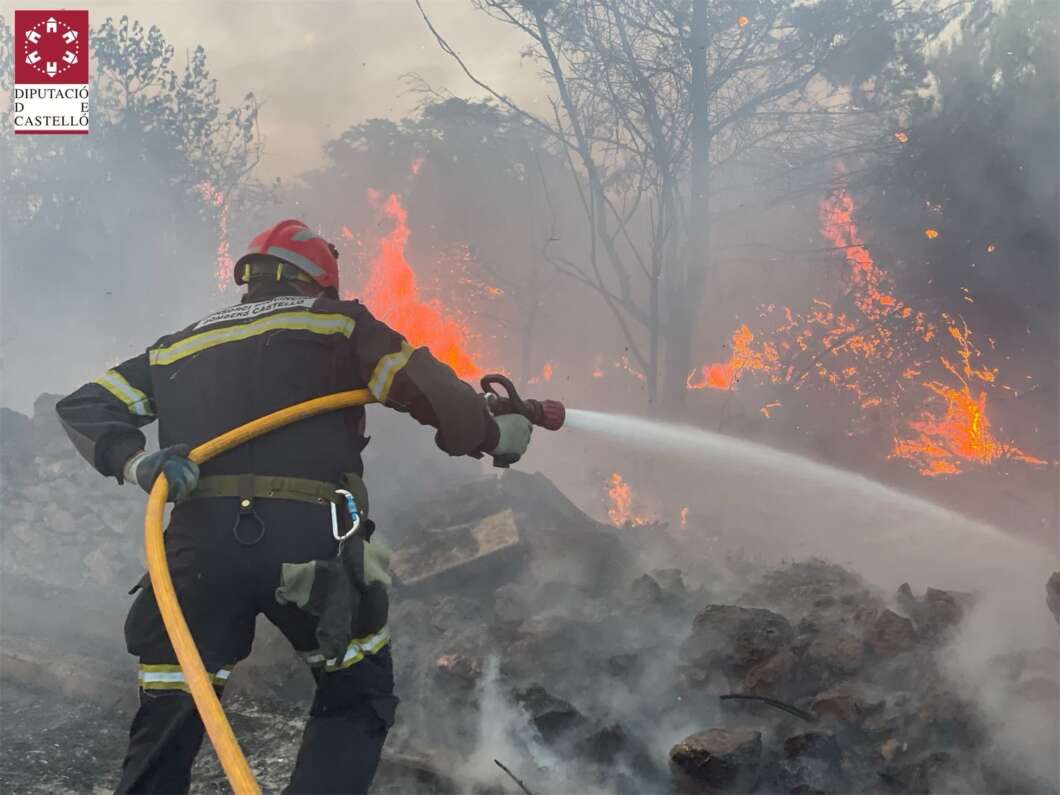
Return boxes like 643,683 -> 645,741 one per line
234,219 -> 339,289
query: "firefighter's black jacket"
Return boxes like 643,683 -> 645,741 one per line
56,290 -> 500,483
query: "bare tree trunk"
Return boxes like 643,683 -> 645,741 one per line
519,299 -> 539,389
664,0 -> 711,413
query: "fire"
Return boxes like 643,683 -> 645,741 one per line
606,473 -> 653,527
892,383 -> 1045,476
760,401 -> 781,418
679,506 -> 689,528
894,131 -> 909,143
357,192 -> 480,377
528,361 -> 554,385
194,181 -> 233,292
687,324 -> 778,391
924,228 -> 939,239
737,15 -> 749,26
687,181 -> 1046,477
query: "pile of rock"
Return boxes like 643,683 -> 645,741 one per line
1,395 -> 146,592
666,560 -> 1008,793
1,395 -> 1057,794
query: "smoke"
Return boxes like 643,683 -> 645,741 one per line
0,1 -> 1056,792
943,584 -> 1060,788
458,656 -> 571,794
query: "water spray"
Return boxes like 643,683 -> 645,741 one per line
561,407 -> 1054,590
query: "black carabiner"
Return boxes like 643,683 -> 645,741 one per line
232,497 -> 266,546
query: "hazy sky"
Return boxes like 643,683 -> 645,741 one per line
55,0 -> 546,178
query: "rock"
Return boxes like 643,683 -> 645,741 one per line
867,609 -> 917,656
41,504 -> 78,534
913,687 -> 982,747
432,653 -> 481,689
861,692 -> 913,739
527,524 -> 634,595
777,757 -> 834,794
803,632 -> 865,678
896,583 -> 965,640
741,649 -> 796,696
880,737 -> 902,761
630,573 -> 663,606
391,508 -> 523,589
878,751 -> 960,793
652,568 -> 688,599
784,731 -> 840,762
574,722 -> 656,778
779,733 -> 845,792
682,605 -> 795,679
812,686 -> 864,723
0,407 -> 33,448
576,723 -> 629,764
670,728 -> 763,792
426,595 -> 483,635
742,560 -> 880,636
514,685 -> 585,742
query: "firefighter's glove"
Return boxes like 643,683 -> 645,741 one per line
124,445 -> 200,502
489,414 -> 533,466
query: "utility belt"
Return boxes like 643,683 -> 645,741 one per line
185,473 -> 372,546
184,471 -> 389,658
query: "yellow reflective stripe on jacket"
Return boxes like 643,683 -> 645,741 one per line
368,343 -> 414,403
149,311 -> 356,366
298,628 -> 390,671
138,663 -> 233,691
95,369 -> 154,417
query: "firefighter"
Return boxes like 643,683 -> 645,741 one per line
55,219 -> 533,794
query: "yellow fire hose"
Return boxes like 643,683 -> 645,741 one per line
144,389 -> 376,795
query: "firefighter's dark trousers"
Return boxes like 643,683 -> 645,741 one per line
116,498 -> 397,794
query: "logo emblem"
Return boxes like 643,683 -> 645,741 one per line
12,10 -> 90,134
14,11 -> 88,84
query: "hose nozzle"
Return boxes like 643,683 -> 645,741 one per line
481,374 -> 565,431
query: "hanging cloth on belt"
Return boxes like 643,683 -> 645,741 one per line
272,485 -> 391,660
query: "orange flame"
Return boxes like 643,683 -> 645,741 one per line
760,401 -> 781,418
194,181 -> 233,292
679,506 -> 689,528
892,383 -> 1046,476
606,472 -> 652,527
358,192 -> 479,377
687,180 -> 1045,477
687,324 -> 777,390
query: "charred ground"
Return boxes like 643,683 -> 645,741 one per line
2,396 -> 1057,794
